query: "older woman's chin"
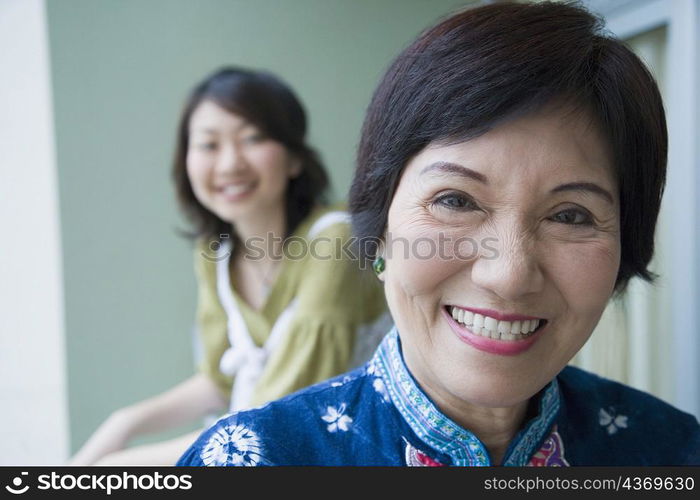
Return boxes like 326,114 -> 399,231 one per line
442,373 -> 554,409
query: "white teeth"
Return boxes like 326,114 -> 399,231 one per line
449,306 -> 544,342
463,310 -> 474,325
221,184 -> 252,195
484,317 -> 498,331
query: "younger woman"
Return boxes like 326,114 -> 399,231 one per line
70,67 -> 388,465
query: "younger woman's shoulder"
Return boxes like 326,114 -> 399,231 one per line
300,203 -> 352,239
192,236 -> 218,278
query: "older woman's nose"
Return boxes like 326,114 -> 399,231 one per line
470,231 -> 545,301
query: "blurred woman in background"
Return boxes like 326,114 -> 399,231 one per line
70,67 -> 388,465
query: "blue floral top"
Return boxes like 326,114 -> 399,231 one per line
177,328 -> 700,466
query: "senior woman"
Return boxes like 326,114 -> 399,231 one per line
178,2 -> 700,465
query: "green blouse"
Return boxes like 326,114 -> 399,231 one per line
193,205 -> 388,407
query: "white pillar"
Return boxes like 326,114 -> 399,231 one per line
0,0 -> 69,464
665,0 -> 699,418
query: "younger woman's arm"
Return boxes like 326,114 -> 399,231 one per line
68,372 -> 226,465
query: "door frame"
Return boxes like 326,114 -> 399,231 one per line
597,0 -> 699,418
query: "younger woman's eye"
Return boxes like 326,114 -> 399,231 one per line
195,142 -> 217,151
550,208 -> 593,226
433,192 -> 479,211
241,133 -> 266,144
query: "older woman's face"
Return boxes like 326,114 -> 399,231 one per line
383,108 -> 620,409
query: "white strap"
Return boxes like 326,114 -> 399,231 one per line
215,239 -> 262,399
215,239 -> 255,353
217,211 -> 352,411
307,211 -> 351,239
229,299 -> 300,411
214,237 -> 299,411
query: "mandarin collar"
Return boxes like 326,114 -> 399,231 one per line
374,327 -> 561,466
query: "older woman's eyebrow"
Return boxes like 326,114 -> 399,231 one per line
419,162 -> 488,184
551,182 -> 614,204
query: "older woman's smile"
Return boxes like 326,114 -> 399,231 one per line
443,305 -> 548,355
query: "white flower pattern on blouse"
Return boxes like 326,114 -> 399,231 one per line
330,375 -> 354,388
373,377 -> 390,403
201,421 -> 263,466
322,403 -> 353,432
366,361 -> 377,376
598,407 -> 628,435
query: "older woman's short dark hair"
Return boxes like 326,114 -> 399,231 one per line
349,1 -> 666,293
173,67 -> 329,241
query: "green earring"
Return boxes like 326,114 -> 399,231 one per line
372,256 -> 386,276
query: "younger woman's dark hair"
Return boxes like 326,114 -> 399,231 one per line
349,1 -> 667,294
173,67 -> 329,242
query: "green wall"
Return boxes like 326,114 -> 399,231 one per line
46,0 -> 467,451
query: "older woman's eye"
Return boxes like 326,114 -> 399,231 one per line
551,208 -> 593,225
434,192 -> 479,211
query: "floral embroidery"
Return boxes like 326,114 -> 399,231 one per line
365,357 -> 390,402
201,421 -> 262,466
322,403 -> 353,432
527,427 -> 569,466
599,407 -> 628,435
365,358 -> 379,376
330,375 -> 354,388
373,377 -> 390,403
404,439 -> 446,466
